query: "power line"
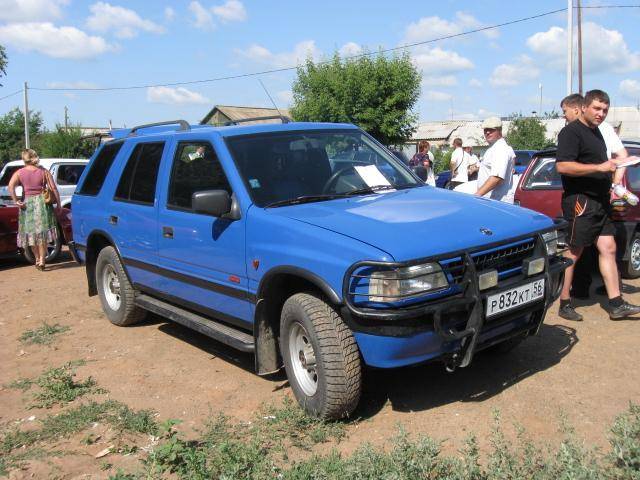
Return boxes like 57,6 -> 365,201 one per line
0,89 -> 23,101
31,7 -> 569,93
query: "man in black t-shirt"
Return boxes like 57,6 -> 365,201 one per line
556,89 -> 640,321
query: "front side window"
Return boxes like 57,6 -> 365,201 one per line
114,142 -> 164,205
56,164 -> 86,186
167,142 -> 231,211
523,157 -> 562,189
226,130 -> 420,207
77,141 -> 123,196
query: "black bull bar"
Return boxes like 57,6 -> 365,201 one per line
342,226 -> 571,370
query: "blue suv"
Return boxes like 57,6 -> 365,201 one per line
71,119 -> 569,419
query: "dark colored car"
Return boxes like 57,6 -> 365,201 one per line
0,204 -> 73,263
436,150 -> 536,189
514,141 -> 640,277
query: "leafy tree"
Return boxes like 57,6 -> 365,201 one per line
291,51 -> 421,145
432,147 -> 452,174
0,44 -> 7,85
38,124 -> 96,159
506,116 -> 552,150
0,108 -> 43,165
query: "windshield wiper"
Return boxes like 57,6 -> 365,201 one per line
264,194 -> 345,208
344,184 -> 399,196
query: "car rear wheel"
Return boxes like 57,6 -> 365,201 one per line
280,292 -> 361,419
96,246 -> 146,326
622,233 -> 640,279
22,225 -> 62,264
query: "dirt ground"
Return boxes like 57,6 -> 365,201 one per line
1,249 -> 640,478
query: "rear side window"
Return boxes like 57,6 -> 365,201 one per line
78,142 -> 123,195
114,142 -> 164,205
56,164 -> 86,186
167,142 -> 231,211
0,165 -> 21,186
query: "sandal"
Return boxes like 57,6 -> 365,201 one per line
35,263 -> 45,271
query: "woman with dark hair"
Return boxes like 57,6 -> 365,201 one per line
409,140 -> 435,186
8,149 -> 61,270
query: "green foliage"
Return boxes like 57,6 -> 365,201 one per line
19,322 -> 70,345
38,124 -> 96,159
433,147 -> 453,174
506,115 -> 553,150
291,51 -> 421,145
0,108 -> 43,165
608,402 -> 640,477
0,44 -> 7,86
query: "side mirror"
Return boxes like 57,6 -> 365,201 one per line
192,190 -> 233,218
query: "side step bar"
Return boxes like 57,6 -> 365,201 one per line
135,294 -> 255,353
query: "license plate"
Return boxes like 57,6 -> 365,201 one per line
486,279 -> 545,317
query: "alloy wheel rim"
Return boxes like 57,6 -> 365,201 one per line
102,264 -> 121,311
632,239 -> 640,271
288,322 -> 318,396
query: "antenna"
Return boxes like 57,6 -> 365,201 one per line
258,78 -> 283,117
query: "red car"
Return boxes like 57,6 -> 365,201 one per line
514,141 -> 640,278
0,204 -> 73,263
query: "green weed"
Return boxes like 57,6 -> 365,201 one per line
30,361 -> 105,408
19,322 -> 70,345
6,377 -> 34,391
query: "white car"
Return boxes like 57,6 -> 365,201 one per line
0,158 -> 88,208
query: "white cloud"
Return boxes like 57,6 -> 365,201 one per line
236,40 -> 320,68
86,2 -> 164,39
146,86 -> 210,105
0,0 -> 69,22
276,90 -> 293,105
422,75 -> 457,87
0,22 -> 114,59
468,78 -> 482,87
212,0 -> 246,22
411,46 -> 473,74
424,90 -> 453,102
490,55 -> 539,87
339,42 -> 362,57
164,7 -> 175,22
403,11 -> 498,44
620,79 -> 640,99
46,81 -> 99,89
189,1 -> 214,30
527,22 -> 640,73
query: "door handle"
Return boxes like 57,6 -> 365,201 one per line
162,226 -> 174,239
109,215 -> 118,225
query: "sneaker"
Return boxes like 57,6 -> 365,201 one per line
609,301 -> 640,320
558,303 -> 583,321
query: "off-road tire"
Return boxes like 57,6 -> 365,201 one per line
622,233 -> 640,279
280,292 -> 361,419
22,225 -> 62,264
96,246 -> 146,326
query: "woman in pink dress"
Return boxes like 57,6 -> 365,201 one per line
8,149 -> 61,270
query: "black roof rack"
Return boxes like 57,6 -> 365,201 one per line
223,115 -> 291,126
128,120 -> 191,136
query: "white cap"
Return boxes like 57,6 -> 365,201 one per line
482,116 -> 503,129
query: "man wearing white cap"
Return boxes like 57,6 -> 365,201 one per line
463,139 -> 479,181
475,116 -> 515,203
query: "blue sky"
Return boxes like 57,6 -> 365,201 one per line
0,0 -> 639,129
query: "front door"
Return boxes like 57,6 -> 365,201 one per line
156,140 -> 251,329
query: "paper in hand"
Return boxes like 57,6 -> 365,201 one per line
616,156 -> 640,169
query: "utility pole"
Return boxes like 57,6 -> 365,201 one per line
577,0 -> 583,95
64,106 -> 69,130
539,83 -> 543,116
567,0 -> 573,95
23,81 -> 30,149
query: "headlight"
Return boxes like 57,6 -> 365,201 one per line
542,230 -> 563,255
368,263 -> 448,302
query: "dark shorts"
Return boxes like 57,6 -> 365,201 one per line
562,193 -> 615,248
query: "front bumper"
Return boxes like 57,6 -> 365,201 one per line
341,228 -> 571,370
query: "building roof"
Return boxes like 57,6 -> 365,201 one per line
200,105 -> 291,125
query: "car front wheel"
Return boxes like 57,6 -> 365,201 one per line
622,233 -> 640,279
22,226 -> 62,264
280,292 -> 361,419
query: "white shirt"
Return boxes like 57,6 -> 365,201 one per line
425,151 -> 436,186
599,121 -> 624,159
477,137 -> 515,203
450,147 -> 468,183
468,153 -> 479,167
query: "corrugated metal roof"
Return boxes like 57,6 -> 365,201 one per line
200,105 -> 291,125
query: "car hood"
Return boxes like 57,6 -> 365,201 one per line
269,187 -> 553,261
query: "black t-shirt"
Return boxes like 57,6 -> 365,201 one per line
556,120 -> 611,198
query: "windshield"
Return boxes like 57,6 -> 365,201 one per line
0,166 -> 21,186
226,129 -> 421,207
